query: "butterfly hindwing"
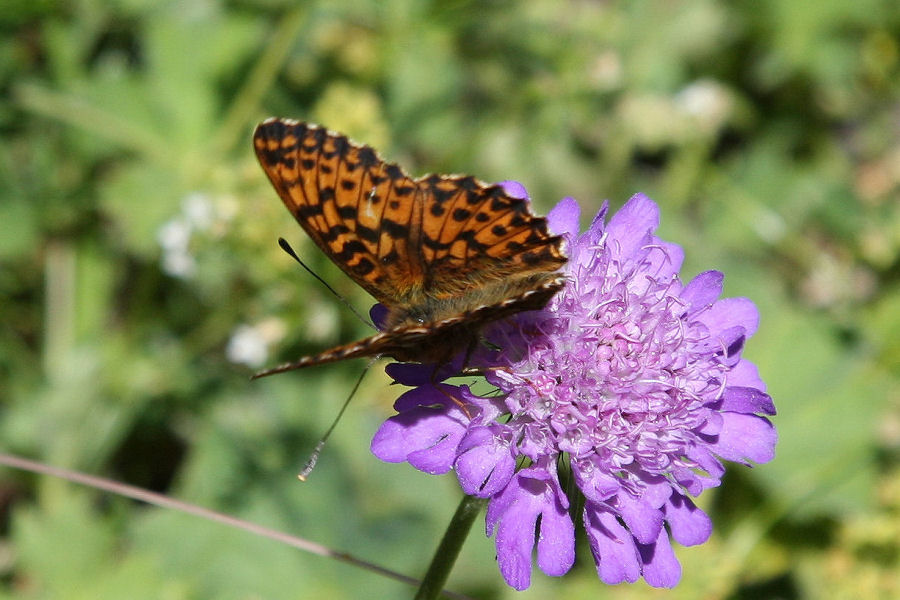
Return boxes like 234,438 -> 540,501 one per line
250,273 -> 566,378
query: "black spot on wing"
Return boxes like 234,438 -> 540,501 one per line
453,208 -> 471,222
352,257 -> 376,276
381,218 -> 409,239
423,236 -> 451,250
357,146 -> 379,169
297,203 -> 324,218
356,224 -> 379,243
385,164 -> 404,180
381,249 -> 400,265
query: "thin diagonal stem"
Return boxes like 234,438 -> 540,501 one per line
0,453 -> 475,600
414,494 -> 487,600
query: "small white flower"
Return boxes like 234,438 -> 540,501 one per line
675,79 -> 733,133
157,218 -> 191,251
161,250 -> 196,278
226,319 -> 287,367
227,325 -> 269,367
183,192 -> 214,231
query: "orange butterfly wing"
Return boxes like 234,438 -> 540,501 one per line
253,120 -> 565,308
254,119 -> 426,306
252,118 -> 567,375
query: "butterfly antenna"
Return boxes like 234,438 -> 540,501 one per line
277,238 -> 374,329
297,362 -> 370,481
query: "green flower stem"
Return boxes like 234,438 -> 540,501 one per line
414,494 -> 487,600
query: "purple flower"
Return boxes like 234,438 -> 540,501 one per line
371,184 -> 776,590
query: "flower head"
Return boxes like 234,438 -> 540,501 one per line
371,185 -> 776,589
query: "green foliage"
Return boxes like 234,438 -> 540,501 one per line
1,1 -> 899,598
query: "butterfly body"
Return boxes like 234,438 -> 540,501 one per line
253,119 -> 567,376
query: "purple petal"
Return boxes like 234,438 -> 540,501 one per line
729,358 -> 767,391
455,426 -> 516,497
698,297 -> 760,338
606,193 -> 660,260
649,238 -> 685,280
370,304 -> 389,330
500,180 -> 529,200
547,196 -> 580,236
384,361 -> 461,386
494,511 -> 535,590
623,236 -> 684,296
391,384 -> 445,412
672,466 -> 718,496
485,475 -> 513,537
384,362 -> 435,386
573,459 -> 621,503
697,410 -> 724,436
664,494 -> 712,546
719,325 -> 749,359
638,526 -> 681,588
680,270 -> 724,314
456,385 -> 506,424
584,505 -> 641,584
407,439 -> 461,473
581,200 -> 610,247
720,386 -> 776,415
684,444 -> 726,480
536,498 -> 576,577
486,466 -> 575,590
369,387 -> 467,473
615,490 -> 663,545
710,413 -> 777,464
634,473 -> 674,508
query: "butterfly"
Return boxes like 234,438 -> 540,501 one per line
252,118 -> 567,378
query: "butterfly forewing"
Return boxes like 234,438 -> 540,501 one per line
253,118 -> 567,372
254,120 -> 423,305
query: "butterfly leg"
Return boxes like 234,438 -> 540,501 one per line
425,335 -> 518,419
460,365 -> 514,377
434,384 -> 474,420
428,341 -> 478,419
459,364 -> 546,402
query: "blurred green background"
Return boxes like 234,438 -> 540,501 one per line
1,1 -> 899,598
